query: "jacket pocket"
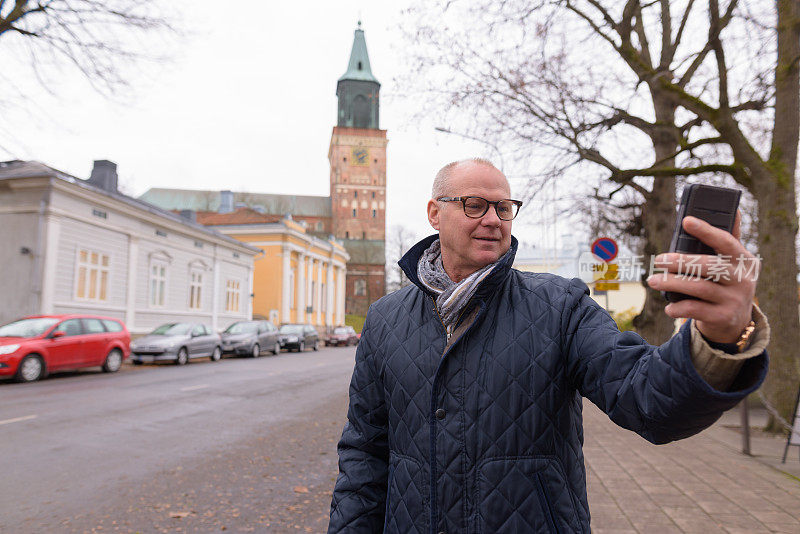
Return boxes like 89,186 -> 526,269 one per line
474,456 -> 579,534
383,454 -> 428,534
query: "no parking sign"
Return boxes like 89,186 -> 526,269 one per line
591,237 -> 618,263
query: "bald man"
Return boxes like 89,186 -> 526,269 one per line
328,158 -> 769,534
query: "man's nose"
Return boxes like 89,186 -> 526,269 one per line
480,206 -> 501,226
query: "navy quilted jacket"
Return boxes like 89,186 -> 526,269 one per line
328,235 -> 767,534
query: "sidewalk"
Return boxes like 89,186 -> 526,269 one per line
584,401 -> 800,533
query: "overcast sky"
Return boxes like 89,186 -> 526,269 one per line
2,0 -> 571,250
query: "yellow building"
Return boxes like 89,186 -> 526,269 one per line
199,210 -> 349,330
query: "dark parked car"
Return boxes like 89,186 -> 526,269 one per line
0,314 -> 130,383
130,323 -> 221,365
221,320 -> 281,357
325,326 -> 359,347
278,324 -> 320,352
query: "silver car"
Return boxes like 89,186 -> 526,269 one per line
220,320 -> 281,357
131,323 -> 222,365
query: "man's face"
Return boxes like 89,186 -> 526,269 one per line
427,162 -> 513,281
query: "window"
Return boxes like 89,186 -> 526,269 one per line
352,209 -> 357,217
83,318 -> 105,334
372,209 -> 376,218
354,191 -> 358,198
149,260 -> 167,307
76,248 -> 110,301
345,231 -> 349,239
316,221 -> 323,231
355,279 -> 367,296
372,192 -> 375,198
189,270 -> 203,309
55,319 -> 83,337
226,279 -> 241,312
192,324 -> 204,336
102,319 -> 123,332
92,209 -> 107,219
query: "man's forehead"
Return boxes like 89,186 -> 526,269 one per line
450,162 -> 510,193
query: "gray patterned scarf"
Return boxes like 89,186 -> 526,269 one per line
417,239 -> 507,335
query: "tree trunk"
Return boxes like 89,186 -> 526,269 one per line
633,94 -> 679,344
755,0 -> 800,431
633,175 -> 677,344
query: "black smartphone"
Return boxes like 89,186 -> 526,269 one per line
663,184 -> 741,303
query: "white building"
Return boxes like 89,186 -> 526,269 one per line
513,236 -> 646,315
0,160 -> 259,333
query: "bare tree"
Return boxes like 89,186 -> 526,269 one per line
0,1 -> 174,95
402,0 -> 799,428
385,224 -> 417,293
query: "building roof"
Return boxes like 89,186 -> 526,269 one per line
140,188 -> 332,218
0,160 -> 260,255
342,239 -> 385,265
338,22 -> 379,84
195,208 -> 282,226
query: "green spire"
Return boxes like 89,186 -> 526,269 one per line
338,21 -> 379,84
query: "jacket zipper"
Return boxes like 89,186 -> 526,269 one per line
429,295 -> 474,344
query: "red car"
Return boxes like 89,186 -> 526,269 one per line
325,326 -> 359,347
0,314 -> 131,383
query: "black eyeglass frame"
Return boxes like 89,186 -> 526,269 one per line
436,196 -> 523,221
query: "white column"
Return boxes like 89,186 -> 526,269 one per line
40,216 -> 61,314
125,236 -> 138,330
315,259 -> 322,325
297,253 -> 306,323
247,262 -> 254,320
337,266 -> 346,324
281,246 -> 291,323
212,256 -> 221,332
326,262 -> 334,327
306,256 -> 313,321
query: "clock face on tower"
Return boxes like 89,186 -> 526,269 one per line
351,147 -> 370,166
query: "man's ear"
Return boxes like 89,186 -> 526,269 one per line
427,199 -> 440,231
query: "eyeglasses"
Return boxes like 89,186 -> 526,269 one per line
437,196 -> 523,221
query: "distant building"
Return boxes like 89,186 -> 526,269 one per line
0,160 -> 259,333
140,23 -> 387,316
196,207 -> 349,329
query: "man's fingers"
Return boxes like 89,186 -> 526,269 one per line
647,272 -> 729,303
682,216 -> 742,257
652,253 -> 753,285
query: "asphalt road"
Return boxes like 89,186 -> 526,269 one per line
0,346 -> 356,533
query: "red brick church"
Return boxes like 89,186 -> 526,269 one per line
140,23 -> 387,315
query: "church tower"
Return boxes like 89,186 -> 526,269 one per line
329,22 -> 387,315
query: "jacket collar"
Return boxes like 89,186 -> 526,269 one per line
399,234 -> 519,299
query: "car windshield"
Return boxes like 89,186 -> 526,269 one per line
150,323 -> 192,336
334,327 -> 349,334
280,325 -> 303,334
0,318 -> 59,338
225,322 -> 258,334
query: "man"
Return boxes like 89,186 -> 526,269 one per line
327,159 -> 769,533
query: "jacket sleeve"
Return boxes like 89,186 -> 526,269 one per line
561,278 -> 768,445
328,309 -> 389,533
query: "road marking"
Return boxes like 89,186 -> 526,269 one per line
0,414 -> 37,426
180,384 -> 209,392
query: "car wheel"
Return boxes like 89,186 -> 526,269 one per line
16,354 -> 44,383
176,347 -> 188,365
313,340 -> 319,351
273,342 -> 281,355
102,349 -> 123,373
251,344 -> 260,358
210,346 -> 222,362
299,340 -> 305,352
